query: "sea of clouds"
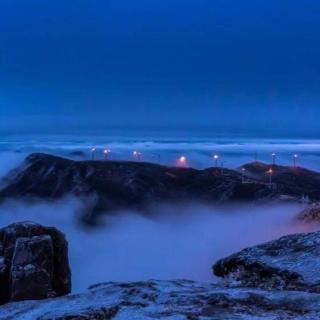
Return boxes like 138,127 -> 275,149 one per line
0,198 -> 316,292
0,137 -> 319,292
2,135 -> 320,169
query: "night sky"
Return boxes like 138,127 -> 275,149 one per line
0,0 -> 320,136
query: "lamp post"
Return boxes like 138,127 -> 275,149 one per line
267,168 -> 273,187
103,149 -> 111,160
152,153 -> 161,164
91,148 -> 96,160
178,156 -> 187,167
133,150 -> 141,161
272,152 -> 276,166
213,154 -> 219,167
241,167 -> 246,184
293,154 -> 298,168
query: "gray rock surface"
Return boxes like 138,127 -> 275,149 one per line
213,230 -> 320,292
2,228 -> 320,318
298,203 -> 320,223
0,222 -> 71,304
10,235 -> 54,301
2,279 -> 320,319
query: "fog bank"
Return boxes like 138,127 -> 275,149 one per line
0,199 -> 316,292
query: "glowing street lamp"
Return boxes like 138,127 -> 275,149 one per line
90,147 -> 96,160
178,155 -> 187,167
133,150 -> 141,161
103,148 -> 111,160
271,152 -> 276,165
241,167 -> 246,183
213,154 -> 219,167
293,154 -> 298,168
267,168 -> 273,187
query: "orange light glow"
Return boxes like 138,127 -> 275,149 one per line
177,156 -> 187,166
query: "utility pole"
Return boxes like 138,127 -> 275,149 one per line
272,153 -> 276,166
91,148 -> 96,160
153,154 -> 161,164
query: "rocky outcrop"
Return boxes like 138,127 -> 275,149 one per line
0,222 -> 71,304
2,227 -> 320,318
2,279 -> 320,319
298,203 -> 320,223
213,230 -> 320,292
10,235 -> 54,301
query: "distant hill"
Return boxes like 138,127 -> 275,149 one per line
1,154 -> 319,223
241,161 -> 320,200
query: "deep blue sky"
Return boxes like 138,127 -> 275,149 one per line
0,0 -> 320,136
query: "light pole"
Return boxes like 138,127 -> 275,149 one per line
103,149 -> 111,160
241,167 -> 246,183
213,154 -> 219,167
272,153 -> 276,166
152,153 -> 161,164
178,156 -> 187,167
91,148 -> 96,160
267,168 -> 273,187
133,150 -> 141,161
293,154 -> 298,168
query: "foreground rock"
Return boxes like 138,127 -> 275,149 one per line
3,228 -> 320,318
213,230 -> 320,292
2,279 -> 320,319
0,222 -> 71,304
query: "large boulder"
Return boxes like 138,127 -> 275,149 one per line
0,222 -> 71,304
10,235 -> 54,301
213,231 -> 320,292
